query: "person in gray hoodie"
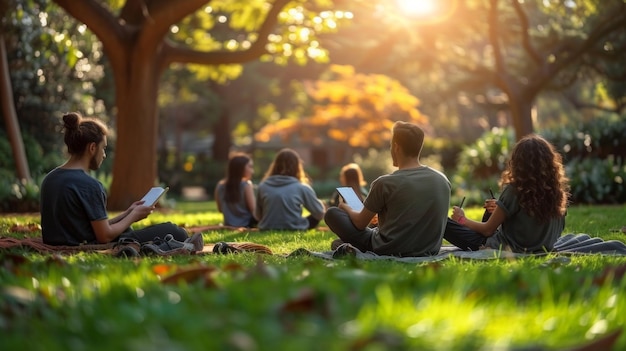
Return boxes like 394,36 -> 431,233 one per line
255,148 -> 326,230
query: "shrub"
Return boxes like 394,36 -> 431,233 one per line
542,115 -> 626,163
353,148 -> 395,185
0,177 -> 41,213
451,128 -> 514,206
566,156 -> 626,204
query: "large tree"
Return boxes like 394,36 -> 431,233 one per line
52,0 -> 348,209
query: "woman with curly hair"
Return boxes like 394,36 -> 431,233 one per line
255,148 -> 325,230
445,134 -> 570,253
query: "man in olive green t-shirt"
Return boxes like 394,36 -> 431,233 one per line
324,121 -> 451,256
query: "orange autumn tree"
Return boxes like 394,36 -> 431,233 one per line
256,64 -> 428,148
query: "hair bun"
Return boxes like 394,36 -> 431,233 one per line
62,112 -> 81,130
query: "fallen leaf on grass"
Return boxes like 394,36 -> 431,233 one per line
564,328 -> 621,351
592,264 -> 626,286
0,253 -> 31,275
244,256 -> 279,280
45,254 -> 68,267
9,223 -> 41,233
161,265 -> 218,288
349,330 -> 405,351
277,287 -> 332,332
152,263 -> 175,276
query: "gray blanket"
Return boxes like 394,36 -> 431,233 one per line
288,233 -> 626,263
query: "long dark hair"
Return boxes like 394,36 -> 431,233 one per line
500,134 -> 570,222
224,154 -> 251,204
263,148 -> 309,184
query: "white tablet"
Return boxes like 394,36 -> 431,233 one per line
336,186 -> 364,211
141,187 -> 169,207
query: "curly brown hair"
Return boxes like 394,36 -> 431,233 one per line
500,134 -> 570,222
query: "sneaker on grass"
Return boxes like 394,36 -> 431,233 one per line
141,233 -> 204,255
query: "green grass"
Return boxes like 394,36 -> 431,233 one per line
1,203 -> 626,350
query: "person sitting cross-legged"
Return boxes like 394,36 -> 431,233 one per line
324,121 -> 451,257
40,112 -> 202,253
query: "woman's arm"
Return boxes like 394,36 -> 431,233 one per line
243,181 -> 257,219
214,183 -> 223,213
451,205 -> 505,237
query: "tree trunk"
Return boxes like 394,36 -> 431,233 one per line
107,55 -> 161,210
0,35 -> 31,182
508,93 -> 535,141
212,110 -> 231,162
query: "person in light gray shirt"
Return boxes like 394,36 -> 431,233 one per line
255,149 -> 325,230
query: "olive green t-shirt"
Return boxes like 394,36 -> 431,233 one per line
485,185 -> 565,253
364,166 -> 451,256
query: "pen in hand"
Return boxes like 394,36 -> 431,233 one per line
488,188 -> 496,199
459,196 -> 466,209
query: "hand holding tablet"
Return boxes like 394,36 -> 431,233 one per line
140,187 -> 169,207
336,187 -> 364,211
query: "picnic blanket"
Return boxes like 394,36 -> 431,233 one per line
0,236 -> 273,257
2,232 -> 623,261
286,233 -> 626,263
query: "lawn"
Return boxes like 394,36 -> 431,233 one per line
1,203 -> 626,350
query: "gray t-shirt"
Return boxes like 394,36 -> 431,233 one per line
40,168 -> 108,245
255,175 -> 325,230
485,185 -> 565,253
364,166 -> 451,256
216,181 -> 255,227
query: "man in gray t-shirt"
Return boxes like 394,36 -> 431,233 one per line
324,121 -> 451,256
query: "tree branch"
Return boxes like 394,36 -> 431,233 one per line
137,0 -> 209,53
161,0 -> 291,67
52,0 -> 127,68
527,3 -> 626,94
510,0 -> 541,65
488,0 -> 510,92
563,91 -> 625,115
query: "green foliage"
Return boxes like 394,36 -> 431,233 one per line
0,177 -> 41,212
542,115 -> 626,163
541,115 -> 626,204
353,148 -> 395,185
2,0 -> 108,179
452,128 -> 515,206
566,156 -> 626,204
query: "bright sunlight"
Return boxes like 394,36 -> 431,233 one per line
396,0 -> 436,17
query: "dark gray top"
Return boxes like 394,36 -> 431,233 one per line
215,181 -> 255,227
40,168 -> 107,245
485,185 -> 565,253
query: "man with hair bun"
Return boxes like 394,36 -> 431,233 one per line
40,112 -> 202,253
